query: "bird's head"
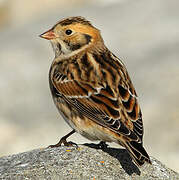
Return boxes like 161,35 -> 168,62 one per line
40,16 -> 105,58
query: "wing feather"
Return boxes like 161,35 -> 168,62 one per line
51,69 -> 142,142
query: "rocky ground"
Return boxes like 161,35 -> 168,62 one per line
1,145 -> 179,180
0,0 -> 179,173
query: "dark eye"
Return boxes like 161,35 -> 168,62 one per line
65,29 -> 73,35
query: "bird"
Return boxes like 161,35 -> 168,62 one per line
40,16 -> 151,166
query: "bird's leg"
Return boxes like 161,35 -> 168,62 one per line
98,141 -> 108,149
48,130 -> 76,148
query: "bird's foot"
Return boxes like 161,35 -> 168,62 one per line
48,136 -> 78,148
98,141 -> 108,150
48,130 -> 77,148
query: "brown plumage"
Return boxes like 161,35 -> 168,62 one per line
40,16 -> 151,166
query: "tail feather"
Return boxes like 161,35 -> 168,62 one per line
122,140 -> 151,166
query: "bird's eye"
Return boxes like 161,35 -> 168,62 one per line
65,29 -> 73,35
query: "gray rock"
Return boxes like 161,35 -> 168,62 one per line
0,145 -> 179,180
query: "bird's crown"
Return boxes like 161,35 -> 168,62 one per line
53,16 -> 93,28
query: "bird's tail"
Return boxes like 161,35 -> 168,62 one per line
122,140 -> 151,166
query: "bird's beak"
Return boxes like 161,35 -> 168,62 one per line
39,29 -> 56,40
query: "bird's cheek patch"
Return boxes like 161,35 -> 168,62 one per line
84,34 -> 92,44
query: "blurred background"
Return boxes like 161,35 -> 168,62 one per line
0,0 -> 179,172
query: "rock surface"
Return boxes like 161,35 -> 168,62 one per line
0,145 -> 179,180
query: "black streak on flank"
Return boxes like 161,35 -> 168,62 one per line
81,54 -> 89,66
107,67 -> 116,82
93,54 -> 104,65
101,52 -> 117,69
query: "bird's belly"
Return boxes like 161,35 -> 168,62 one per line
54,98 -> 77,130
54,98 -> 120,143
70,115 -> 119,143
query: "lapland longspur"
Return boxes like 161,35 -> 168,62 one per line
40,16 -> 151,166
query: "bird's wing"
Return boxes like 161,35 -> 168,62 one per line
51,59 -> 143,143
